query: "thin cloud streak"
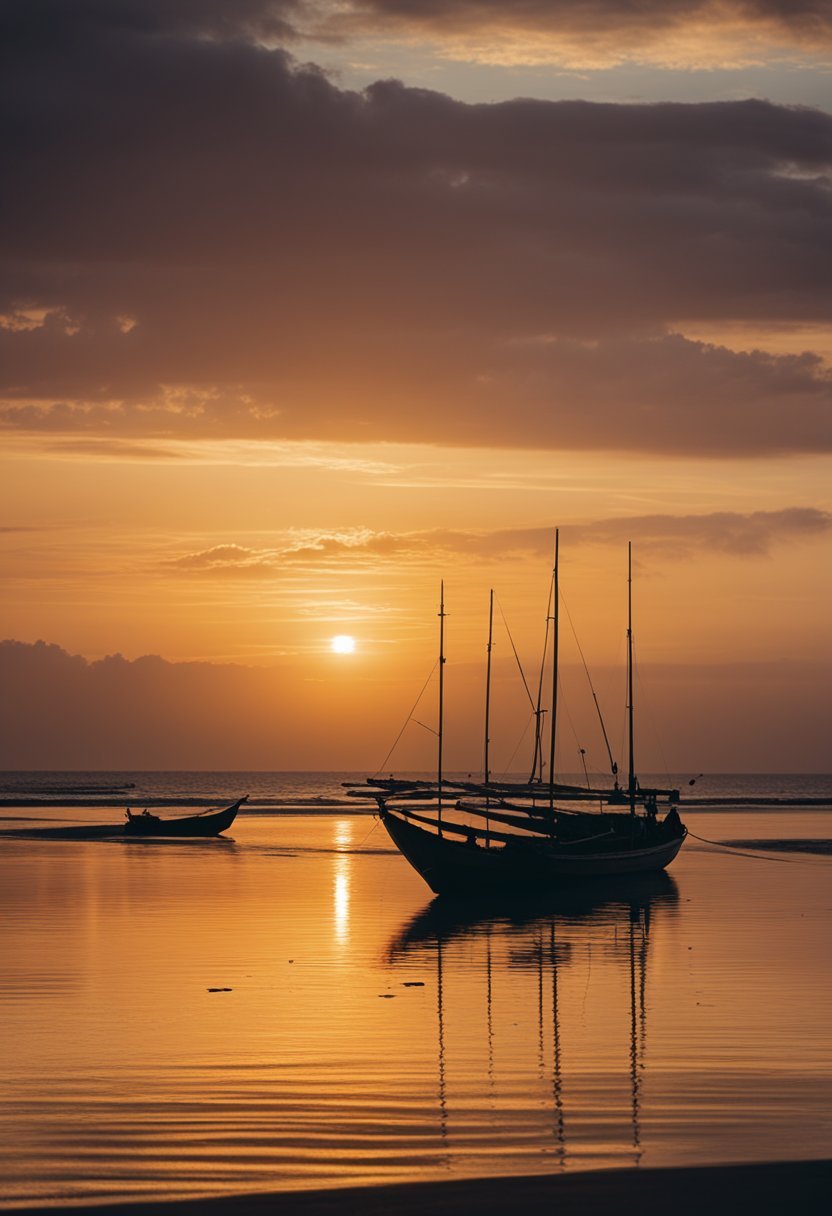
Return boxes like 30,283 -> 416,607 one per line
3,434 -> 403,474
165,509 -> 832,575
315,0 -> 832,69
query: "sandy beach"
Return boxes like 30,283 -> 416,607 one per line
6,1160 -> 832,1216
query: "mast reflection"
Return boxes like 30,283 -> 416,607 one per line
387,874 -> 679,1168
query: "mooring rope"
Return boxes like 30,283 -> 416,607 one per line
686,830 -> 822,865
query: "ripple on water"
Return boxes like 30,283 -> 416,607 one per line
0,809 -> 830,1205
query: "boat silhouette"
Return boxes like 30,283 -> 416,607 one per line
351,539 -> 686,895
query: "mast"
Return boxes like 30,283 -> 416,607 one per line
437,580 -> 446,836
484,589 -> 494,784
627,542 -> 636,817
548,529 -> 559,811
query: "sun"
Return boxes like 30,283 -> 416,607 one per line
330,634 -> 356,655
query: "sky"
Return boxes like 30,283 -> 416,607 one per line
1,1 -> 830,773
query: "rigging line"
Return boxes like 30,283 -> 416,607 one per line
496,597 -> 536,711
534,578 -> 554,721
412,719 -> 439,736
373,660 -> 439,777
531,578 -> 554,783
557,669 -> 586,774
495,711 -> 536,781
560,588 -> 618,776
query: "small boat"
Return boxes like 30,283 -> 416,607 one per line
123,797 -> 247,837
350,538 -> 685,896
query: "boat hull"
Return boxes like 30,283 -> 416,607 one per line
123,799 -> 244,837
382,809 -> 685,896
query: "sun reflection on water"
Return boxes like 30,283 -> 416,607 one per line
333,819 -> 353,945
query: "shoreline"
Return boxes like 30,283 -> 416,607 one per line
4,1160 -> 830,1216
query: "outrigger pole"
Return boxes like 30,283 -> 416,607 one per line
548,528 -> 559,813
627,542 -> 636,817
438,580 -> 446,837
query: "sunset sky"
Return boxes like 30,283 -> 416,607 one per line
1,1 -> 830,772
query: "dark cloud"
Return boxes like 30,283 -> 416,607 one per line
1,10 -> 831,454
19,1 -> 830,65
1,639 -> 828,770
0,1 -> 303,43
0,639 -> 293,768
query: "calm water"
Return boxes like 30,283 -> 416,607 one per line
2,770 -> 831,810
1,774 -> 831,1207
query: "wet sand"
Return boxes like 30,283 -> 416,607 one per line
6,1160 -> 831,1216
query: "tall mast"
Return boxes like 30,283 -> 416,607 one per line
627,542 -> 636,817
484,588 -> 494,784
548,528 -> 559,811
437,580 -> 446,836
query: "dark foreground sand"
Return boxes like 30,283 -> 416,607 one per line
7,1161 -> 831,1216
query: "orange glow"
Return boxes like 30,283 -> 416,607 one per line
2,811 -> 831,1202
1,7 -> 830,773
0,436 -> 830,770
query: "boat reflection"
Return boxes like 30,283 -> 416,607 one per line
387,874 -> 679,1168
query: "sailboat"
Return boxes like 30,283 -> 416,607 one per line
350,539 -> 686,896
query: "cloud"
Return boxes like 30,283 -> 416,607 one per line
2,334 -> 832,456
169,543 -> 283,573
18,3 -> 832,70
0,639 -> 290,768
1,14 -> 831,455
568,506 -> 832,556
165,509 -> 832,575
1,638 -> 829,770
313,1 -> 832,70
1,0 -> 304,44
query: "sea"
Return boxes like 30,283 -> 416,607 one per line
1,770 -> 830,811
1,771 -> 830,1207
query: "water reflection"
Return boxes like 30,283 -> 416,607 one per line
333,819 -> 353,945
387,875 -> 679,1169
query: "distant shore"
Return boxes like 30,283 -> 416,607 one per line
6,1160 -> 831,1216
1,794 -> 831,810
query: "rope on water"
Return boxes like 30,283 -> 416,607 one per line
356,815 -> 384,851
686,830 -> 816,865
